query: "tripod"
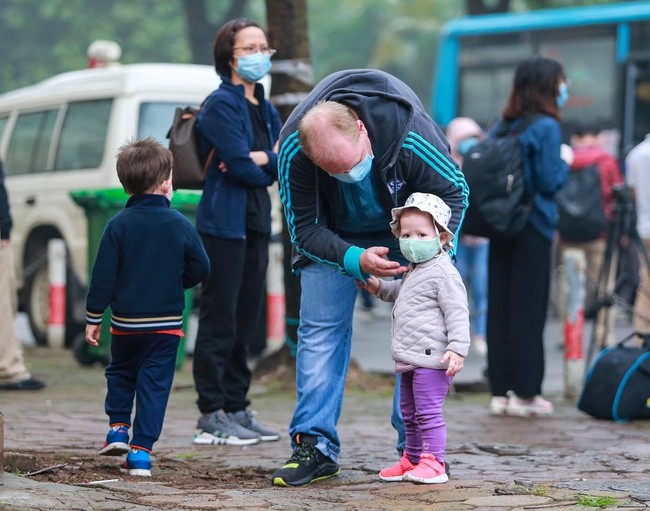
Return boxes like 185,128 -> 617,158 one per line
587,184 -> 650,364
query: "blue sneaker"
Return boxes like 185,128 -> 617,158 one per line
121,448 -> 152,477
99,425 -> 129,456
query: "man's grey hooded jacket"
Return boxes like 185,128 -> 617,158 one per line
278,69 -> 469,280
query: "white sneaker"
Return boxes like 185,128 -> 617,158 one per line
506,393 -> 554,417
489,396 -> 508,416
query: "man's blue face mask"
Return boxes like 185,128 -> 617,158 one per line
331,138 -> 374,184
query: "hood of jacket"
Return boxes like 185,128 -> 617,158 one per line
570,145 -> 612,170
280,69 -> 421,175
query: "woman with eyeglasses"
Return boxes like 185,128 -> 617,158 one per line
192,18 -> 282,446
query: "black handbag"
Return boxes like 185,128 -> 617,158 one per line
577,333 -> 650,421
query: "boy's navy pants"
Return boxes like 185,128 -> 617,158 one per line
105,333 -> 179,451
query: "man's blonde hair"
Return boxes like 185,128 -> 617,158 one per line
298,101 -> 359,166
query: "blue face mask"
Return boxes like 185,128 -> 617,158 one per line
399,237 -> 443,263
557,81 -> 569,107
236,52 -> 272,82
331,151 -> 374,184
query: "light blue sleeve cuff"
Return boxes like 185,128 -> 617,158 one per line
343,245 -> 366,281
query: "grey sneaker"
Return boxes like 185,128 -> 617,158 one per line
228,410 -> 280,441
193,410 -> 261,446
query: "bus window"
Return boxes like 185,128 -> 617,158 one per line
538,28 -> 617,127
459,67 -> 512,128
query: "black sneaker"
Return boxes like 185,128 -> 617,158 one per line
271,434 -> 339,486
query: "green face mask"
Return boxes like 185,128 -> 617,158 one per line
399,237 -> 442,263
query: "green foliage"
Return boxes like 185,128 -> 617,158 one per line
0,0 -> 262,94
0,0 -> 619,107
577,495 -> 618,508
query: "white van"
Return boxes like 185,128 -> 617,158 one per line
0,63 -> 221,346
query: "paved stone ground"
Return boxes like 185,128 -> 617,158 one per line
1,345 -> 649,510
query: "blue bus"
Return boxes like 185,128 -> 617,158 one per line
432,1 -> 650,156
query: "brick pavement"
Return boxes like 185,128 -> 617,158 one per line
1,346 -> 649,511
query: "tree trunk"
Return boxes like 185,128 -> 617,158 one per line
465,0 -> 511,15
260,0 -> 312,370
181,0 -> 250,64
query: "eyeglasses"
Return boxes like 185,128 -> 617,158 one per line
233,46 -> 277,57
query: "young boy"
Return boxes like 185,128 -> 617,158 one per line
85,138 -> 210,477
360,192 -> 470,484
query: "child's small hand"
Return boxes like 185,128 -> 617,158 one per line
85,324 -> 100,347
357,275 -> 380,295
441,351 -> 464,376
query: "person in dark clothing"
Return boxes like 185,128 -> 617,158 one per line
486,57 -> 570,418
192,18 -> 282,446
272,69 -> 468,487
85,138 -> 210,477
0,159 -> 46,391
557,123 -> 623,322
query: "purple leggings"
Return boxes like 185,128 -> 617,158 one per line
400,367 -> 452,463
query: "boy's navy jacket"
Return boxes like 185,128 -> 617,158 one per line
85,194 -> 210,333
195,76 -> 282,239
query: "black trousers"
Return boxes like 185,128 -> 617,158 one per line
487,224 -> 552,398
193,231 -> 269,414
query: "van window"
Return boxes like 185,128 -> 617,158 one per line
0,115 -> 8,145
5,109 -> 58,176
138,102 -> 198,144
55,99 -> 113,171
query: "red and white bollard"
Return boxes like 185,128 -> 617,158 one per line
562,248 -> 586,399
47,238 -> 66,348
266,240 -> 285,354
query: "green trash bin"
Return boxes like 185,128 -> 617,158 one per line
70,188 -> 201,369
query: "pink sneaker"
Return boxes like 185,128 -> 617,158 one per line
379,453 -> 416,481
506,393 -> 554,417
403,453 -> 448,484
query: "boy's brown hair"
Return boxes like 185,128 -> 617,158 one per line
116,138 -> 172,195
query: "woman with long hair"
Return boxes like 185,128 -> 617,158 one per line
487,56 -> 570,417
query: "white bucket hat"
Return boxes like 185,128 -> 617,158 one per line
390,192 -> 454,240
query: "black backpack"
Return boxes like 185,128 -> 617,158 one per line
461,117 -> 536,240
578,333 -> 650,421
556,164 -> 606,242
166,106 -> 215,190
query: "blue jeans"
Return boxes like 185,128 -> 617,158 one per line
456,239 -> 489,339
290,235 -> 406,462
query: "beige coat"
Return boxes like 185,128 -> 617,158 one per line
377,253 -> 470,370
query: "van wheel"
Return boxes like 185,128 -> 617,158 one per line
23,241 -> 86,347
24,255 -> 49,346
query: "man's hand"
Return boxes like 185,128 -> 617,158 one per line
85,324 -> 100,347
359,247 -> 407,277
